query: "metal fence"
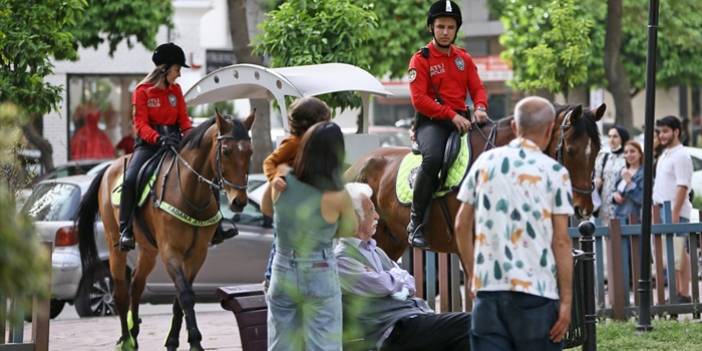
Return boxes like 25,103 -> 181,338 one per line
403,201 -> 702,351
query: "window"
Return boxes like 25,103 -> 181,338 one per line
67,75 -> 144,160
464,37 -> 489,57
23,183 -> 81,221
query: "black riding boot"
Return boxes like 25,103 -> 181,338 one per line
408,169 -> 435,248
118,182 -> 136,252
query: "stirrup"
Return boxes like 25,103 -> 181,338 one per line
119,233 -> 135,251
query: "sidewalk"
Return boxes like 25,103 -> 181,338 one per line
29,303 -> 244,350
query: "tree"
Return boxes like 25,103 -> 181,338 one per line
490,0 -> 702,130
495,0 -> 594,98
0,103 -> 50,323
0,0 -> 172,172
255,0 -> 378,111
255,0 -> 432,111
604,0 -> 634,129
227,0 -> 273,173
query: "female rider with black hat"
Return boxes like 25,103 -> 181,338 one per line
118,43 -> 193,251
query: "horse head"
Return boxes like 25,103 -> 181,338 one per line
549,103 -> 606,218
212,110 -> 255,212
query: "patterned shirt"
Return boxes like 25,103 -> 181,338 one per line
457,137 -> 574,300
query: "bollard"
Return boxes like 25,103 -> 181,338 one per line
578,221 -> 596,351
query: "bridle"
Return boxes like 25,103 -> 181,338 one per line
553,109 -> 595,195
172,131 -> 249,193
214,132 -> 249,191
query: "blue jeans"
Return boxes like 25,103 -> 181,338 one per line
471,291 -> 562,351
267,247 -> 342,351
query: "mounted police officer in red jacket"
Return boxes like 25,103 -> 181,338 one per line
118,43 -> 193,251
407,1 -> 489,248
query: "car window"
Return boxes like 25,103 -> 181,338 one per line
691,155 -> 702,172
22,183 -> 81,221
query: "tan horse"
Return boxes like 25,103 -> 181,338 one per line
76,111 -> 254,351
346,104 -> 605,260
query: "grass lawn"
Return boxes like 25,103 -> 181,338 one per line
597,319 -> 702,350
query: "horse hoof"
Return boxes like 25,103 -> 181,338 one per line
166,347 -> 177,351
189,344 -> 204,351
115,335 -> 137,351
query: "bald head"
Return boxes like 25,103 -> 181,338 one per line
514,97 -> 556,135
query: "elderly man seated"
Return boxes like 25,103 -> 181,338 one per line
336,182 -> 471,351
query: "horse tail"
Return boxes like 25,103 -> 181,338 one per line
76,166 -> 107,273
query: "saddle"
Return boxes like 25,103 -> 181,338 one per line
111,126 -> 180,208
395,131 -> 471,206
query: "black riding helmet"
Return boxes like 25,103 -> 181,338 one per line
152,42 -> 190,68
427,0 -> 463,28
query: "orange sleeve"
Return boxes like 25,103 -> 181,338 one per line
263,136 -> 300,181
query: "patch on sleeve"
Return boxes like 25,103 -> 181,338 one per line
408,68 -> 417,83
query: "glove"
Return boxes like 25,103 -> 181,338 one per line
158,134 -> 180,149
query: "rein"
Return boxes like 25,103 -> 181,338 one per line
154,130 -> 250,225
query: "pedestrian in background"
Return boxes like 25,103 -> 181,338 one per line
612,141 -> 644,221
652,115 -> 694,302
455,96 -> 573,351
267,121 -> 358,351
593,125 -> 630,223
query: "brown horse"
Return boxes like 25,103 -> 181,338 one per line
346,104 -> 605,260
76,111 -> 254,351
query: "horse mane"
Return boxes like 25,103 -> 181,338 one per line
555,104 -> 601,147
179,115 -> 249,151
180,117 -> 215,150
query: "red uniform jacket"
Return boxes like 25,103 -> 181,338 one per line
408,42 -> 488,120
132,83 -> 193,144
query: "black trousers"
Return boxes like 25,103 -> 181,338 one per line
415,115 -> 464,192
381,312 -> 471,351
119,143 -> 157,225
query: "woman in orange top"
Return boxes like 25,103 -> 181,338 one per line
262,97 -> 331,284
118,42 -> 193,251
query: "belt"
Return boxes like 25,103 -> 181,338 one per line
276,246 -> 334,260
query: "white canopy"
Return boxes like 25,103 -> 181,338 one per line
184,63 -> 392,132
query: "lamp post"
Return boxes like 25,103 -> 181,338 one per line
637,0 -> 659,332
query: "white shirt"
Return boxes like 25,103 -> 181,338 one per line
457,138 -> 574,300
652,144 -> 693,219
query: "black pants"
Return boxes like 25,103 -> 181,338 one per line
119,143 -> 158,226
415,115 -> 459,190
381,312 -> 471,351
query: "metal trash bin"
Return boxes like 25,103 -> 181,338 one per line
564,249 -> 586,349
218,284 -> 267,351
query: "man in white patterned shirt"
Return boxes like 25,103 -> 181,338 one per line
455,96 -> 573,351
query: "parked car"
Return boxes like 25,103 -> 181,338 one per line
22,173 -> 273,318
685,146 -> 702,199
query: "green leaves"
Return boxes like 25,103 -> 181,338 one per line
0,0 -> 171,116
255,0 -> 432,111
501,157 -> 510,174
498,0 -> 593,93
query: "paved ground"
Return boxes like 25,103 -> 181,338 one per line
29,303 -> 244,350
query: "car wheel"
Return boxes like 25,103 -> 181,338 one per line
74,263 -> 116,317
50,299 -> 66,319
23,299 -> 66,322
